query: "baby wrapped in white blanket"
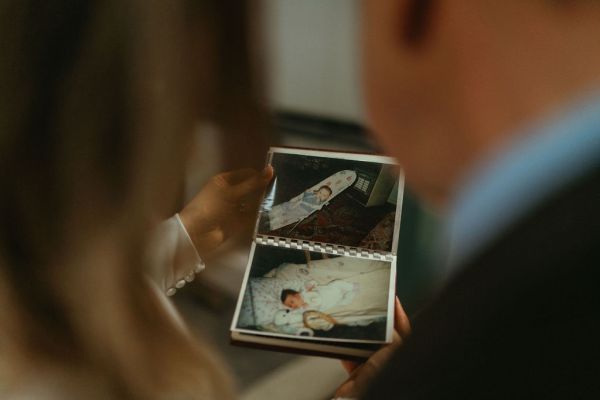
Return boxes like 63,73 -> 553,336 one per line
285,280 -> 359,311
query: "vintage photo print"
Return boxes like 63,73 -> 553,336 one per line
257,148 -> 403,253
232,244 -> 395,343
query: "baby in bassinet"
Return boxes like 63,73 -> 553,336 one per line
280,279 -> 359,312
262,185 -> 332,231
301,185 -> 332,207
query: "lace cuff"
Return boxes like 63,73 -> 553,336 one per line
146,213 -> 205,296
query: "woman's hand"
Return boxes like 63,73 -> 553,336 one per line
179,166 -> 273,258
335,297 -> 411,398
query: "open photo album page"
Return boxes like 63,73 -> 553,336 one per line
257,148 -> 402,253
231,245 -> 396,344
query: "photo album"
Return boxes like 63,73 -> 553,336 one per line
230,147 -> 404,360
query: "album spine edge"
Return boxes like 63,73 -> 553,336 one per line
253,235 -> 395,261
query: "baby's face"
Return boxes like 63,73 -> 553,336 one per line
316,188 -> 331,202
284,293 -> 304,309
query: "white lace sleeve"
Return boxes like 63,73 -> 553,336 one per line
146,213 -> 205,296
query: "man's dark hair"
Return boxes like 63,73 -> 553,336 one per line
280,289 -> 299,303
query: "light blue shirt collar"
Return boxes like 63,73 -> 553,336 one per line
445,92 -> 600,276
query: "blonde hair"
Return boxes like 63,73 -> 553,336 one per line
0,0 -> 263,398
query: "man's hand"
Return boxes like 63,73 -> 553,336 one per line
179,166 -> 274,258
335,297 -> 411,398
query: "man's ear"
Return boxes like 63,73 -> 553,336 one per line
403,0 -> 436,47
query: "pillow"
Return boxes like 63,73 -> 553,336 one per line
248,277 -> 303,326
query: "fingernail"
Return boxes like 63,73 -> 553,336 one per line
262,165 -> 273,177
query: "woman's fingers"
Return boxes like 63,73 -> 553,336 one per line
191,227 -> 226,257
178,166 -> 274,258
261,165 -> 274,179
215,168 -> 258,186
229,166 -> 274,199
217,165 -> 273,186
212,166 -> 274,201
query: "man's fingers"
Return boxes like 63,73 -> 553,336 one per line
341,360 -> 361,374
391,330 -> 402,345
335,298 -> 409,398
335,343 -> 399,398
368,339 -> 400,368
335,378 -> 357,398
394,296 -> 411,337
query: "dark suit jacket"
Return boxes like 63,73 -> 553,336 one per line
365,166 -> 600,399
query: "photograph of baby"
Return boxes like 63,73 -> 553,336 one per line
257,149 -> 401,253
233,245 -> 395,343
